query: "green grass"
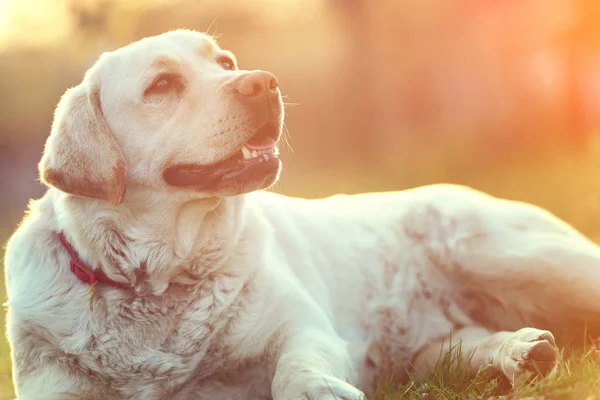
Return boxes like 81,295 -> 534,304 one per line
2,140 -> 600,398
371,342 -> 600,400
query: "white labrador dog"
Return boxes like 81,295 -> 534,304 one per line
5,30 -> 600,400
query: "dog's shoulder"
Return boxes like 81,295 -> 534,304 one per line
4,193 -> 112,397
5,196 -> 61,315
5,194 -> 62,305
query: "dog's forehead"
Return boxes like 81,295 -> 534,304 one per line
102,30 -> 221,75
128,30 -> 218,55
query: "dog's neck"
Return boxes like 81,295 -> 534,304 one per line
51,189 -> 254,295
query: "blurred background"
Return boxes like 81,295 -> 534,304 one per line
1,0 -> 600,397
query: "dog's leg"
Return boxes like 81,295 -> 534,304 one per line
411,326 -> 559,383
271,327 -> 366,400
449,204 -> 600,339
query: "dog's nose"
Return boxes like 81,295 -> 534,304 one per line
235,71 -> 279,101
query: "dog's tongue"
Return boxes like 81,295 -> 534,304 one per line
245,136 -> 276,150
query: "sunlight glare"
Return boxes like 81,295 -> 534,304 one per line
0,0 -> 72,50
0,0 -> 10,51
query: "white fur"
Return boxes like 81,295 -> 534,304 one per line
6,30 -> 600,400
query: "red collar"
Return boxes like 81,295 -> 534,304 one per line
58,233 -> 129,290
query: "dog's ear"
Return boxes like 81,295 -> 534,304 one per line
39,77 -> 126,205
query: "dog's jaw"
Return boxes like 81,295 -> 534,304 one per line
162,152 -> 282,196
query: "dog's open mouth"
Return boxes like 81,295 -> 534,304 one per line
163,122 -> 282,192
236,122 -> 280,164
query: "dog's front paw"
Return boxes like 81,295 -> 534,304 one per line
273,375 -> 367,400
293,375 -> 365,400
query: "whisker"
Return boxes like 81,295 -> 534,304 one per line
282,123 -> 294,154
206,17 -> 219,38
213,198 -> 225,220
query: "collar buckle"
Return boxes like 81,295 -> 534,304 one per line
69,260 -> 97,286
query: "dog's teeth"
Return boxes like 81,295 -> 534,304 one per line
240,145 -> 279,160
241,146 -> 252,160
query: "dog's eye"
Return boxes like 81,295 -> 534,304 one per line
217,56 -> 236,71
145,73 -> 185,96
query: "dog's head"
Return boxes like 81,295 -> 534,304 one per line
40,30 -> 284,205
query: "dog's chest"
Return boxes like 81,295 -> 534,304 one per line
83,281 -> 253,398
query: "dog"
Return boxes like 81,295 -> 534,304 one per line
5,29 -> 600,399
